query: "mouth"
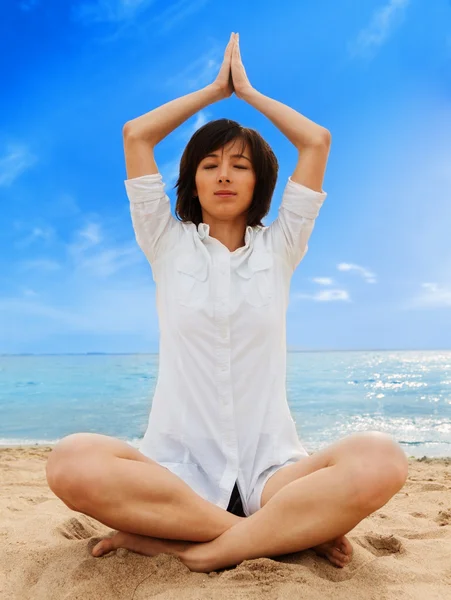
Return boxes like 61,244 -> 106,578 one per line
214,193 -> 236,197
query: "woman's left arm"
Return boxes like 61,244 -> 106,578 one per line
241,87 -> 331,193
230,34 -> 331,192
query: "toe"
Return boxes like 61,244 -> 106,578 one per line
92,538 -> 115,557
330,547 -> 347,564
343,537 -> 353,558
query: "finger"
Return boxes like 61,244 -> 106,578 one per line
233,45 -> 242,66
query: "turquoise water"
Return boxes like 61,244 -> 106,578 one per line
1,350 -> 450,458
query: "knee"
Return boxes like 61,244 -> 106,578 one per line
46,433 -> 100,497
348,431 -> 409,508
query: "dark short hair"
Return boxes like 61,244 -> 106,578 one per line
174,118 -> 278,227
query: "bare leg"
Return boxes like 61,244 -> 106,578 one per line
182,453 -> 407,572
46,433 -> 243,550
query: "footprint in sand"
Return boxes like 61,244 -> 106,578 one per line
56,515 -> 101,541
20,495 -> 50,505
363,533 -> 403,556
420,482 -> 449,492
434,509 -> 451,526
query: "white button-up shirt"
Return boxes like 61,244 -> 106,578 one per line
125,172 -> 327,516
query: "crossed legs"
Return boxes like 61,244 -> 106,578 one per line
46,431 -> 408,573
184,431 -> 409,571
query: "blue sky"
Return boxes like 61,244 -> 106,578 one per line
1,0 -> 450,354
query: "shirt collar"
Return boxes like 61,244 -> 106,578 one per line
197,222 -> 255,250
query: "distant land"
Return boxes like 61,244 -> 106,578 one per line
1,348 -> 450,356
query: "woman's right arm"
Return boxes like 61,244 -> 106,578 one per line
123,84 -> 225,265
122,84 -> 223,179
123,34 -> 234,263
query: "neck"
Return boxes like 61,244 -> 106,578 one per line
202,218 -> 248,252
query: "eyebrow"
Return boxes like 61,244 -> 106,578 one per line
203,153 -> 252,163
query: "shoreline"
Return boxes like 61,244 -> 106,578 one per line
1,444 -> 450,464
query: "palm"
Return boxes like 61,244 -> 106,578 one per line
213,33 -> 252,99
214,33 -> 235,98
230,35 -> 252,98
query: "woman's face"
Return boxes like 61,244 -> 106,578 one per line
194,139 -> 257,223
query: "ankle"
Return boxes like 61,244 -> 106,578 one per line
181,542 -> 214,573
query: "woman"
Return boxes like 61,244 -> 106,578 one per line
45,32 -> 408,573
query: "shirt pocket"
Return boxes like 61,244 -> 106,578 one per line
175,252 -> 210,308
236,251 -> 274,308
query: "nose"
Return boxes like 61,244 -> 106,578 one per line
218,173 -> 231,182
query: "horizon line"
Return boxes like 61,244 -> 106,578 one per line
1,348 -> 451,356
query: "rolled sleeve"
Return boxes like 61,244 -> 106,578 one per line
125,173 -> 182,265
268,176 -> 327,272
282,176 -> 327,219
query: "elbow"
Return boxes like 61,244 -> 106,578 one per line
122,121 -> 135,138
316,129 -> 332,146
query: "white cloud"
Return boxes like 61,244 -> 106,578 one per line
0,144 -> 38,187
176,111 -> 209,142
292,289 -> 351,303
79,222 -> 102,245
160,110 -> 210,190
152,0 -> 209,35
164,48 -> 222,92
19,259 -> 62,272
67,222 -> 103,257
337,262 -> 377,284
72,0 -> 154,25
74,245 -> 143,278
0,283 -> 158,336
312,277 -> 334,286
15,226 -> 55,249
71,0 -> 209,42
1,225 -> 160,350
405,282 -> 451,309
348,0 -> 410,60
22,288 -> 39,298
60,217 -> 148,278
0,297 -> 92,328
56,193 -> 81,217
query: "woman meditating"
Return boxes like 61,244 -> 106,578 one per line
45,32 -> 408,573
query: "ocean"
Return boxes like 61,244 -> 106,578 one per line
1,350 -> 450,458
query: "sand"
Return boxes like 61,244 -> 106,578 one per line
0,445 -> 450,599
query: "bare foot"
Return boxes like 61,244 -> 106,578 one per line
91,531 -> 353,571
312,534 -> 353,568
91,530 -> 195,559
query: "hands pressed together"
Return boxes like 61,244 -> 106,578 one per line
214,32 -> 253,100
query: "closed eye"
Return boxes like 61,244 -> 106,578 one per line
204,165 -> 247,169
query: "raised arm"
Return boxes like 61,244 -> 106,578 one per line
122,84 -> 224,180
122,34 -> 237,264
230,33 -> 331,190
239,86 -> 331,191
228,34 -> 331,271
244,81 -> 331,272
122,31 -> 237,163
